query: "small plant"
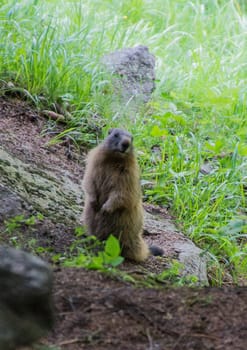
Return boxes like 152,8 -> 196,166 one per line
64,234 -> 124,271
33,344 -> 61,350
156,260 -> 184,283
145,261 -> 199,287
2,213 -> 44,249
4,213 -> 44,234
4,214 -> 26,234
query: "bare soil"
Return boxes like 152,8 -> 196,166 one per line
47,269 -> 247,350
0,96 -> 247,350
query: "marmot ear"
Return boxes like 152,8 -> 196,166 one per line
108,128 -> 113,135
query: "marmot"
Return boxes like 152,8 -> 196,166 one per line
82,128 -> 163,262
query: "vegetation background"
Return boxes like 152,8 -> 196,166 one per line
0,0 -> 246,285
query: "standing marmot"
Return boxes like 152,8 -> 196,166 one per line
83,128 -> 153,262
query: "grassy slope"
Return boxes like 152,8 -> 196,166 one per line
0,0 -> 246,284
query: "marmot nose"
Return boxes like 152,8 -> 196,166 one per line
121,139 -> 130,152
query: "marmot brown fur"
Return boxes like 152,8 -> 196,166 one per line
82,128 -> 150,262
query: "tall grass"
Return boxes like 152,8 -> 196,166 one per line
0,0 -> 246,284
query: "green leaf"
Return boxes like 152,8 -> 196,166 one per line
205,140 -> 224,154
104,234 -> 121,257
238,143 -> 247,156
150,125 -> 168,137
106,256 -> 124,267
166,112 -> 186,126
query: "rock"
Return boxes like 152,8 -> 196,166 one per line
144,211 -> 209,285
102,45 -> 155,113
174,242 -> 208,284
0,185 -> 25,222
0,246 -> 54,350
200,162 -> 214,175
0,147 -> 83,223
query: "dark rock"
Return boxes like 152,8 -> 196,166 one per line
0,185 -> 24,222
102,45 -> 155,112
0,246 -> 54,349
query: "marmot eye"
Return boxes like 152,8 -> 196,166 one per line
114,133 -> 119,138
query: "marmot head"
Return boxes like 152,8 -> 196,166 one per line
105,128 -> 133,154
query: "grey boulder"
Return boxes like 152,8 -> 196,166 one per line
102,45 -> 155,113
0,246 -> 53,350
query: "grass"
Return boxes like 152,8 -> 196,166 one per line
0,0 -> 246,284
